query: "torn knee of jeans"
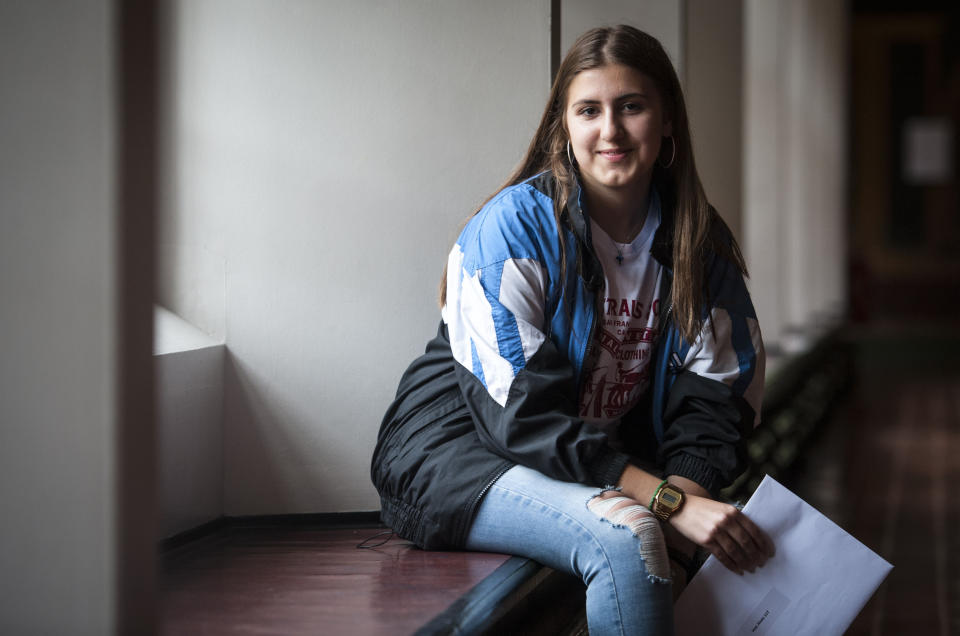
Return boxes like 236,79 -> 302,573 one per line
587,492 -> 672,583
585,485 -> 622,501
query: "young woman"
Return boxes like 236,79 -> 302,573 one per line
371,25 -> 773,635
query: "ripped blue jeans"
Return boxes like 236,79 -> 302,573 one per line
465,464 -> 674,636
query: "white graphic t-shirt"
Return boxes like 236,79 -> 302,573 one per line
579,199 -> 663,435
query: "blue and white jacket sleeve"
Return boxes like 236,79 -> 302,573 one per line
655,252 -> 766,496
441,191 -> 630,488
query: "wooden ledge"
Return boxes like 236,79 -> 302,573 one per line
161,522 -> 585,635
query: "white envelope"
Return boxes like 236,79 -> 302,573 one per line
675,475 -> 893,636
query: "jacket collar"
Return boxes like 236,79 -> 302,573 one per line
564,173 -> 604,291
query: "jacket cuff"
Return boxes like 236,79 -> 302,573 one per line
665,453 -> 723,497
586,446 -> 631,488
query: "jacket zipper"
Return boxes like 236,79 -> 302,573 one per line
659,298 -> 673,335
459,462 -> 513,544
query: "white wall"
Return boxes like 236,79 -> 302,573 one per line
0,1 -> 117,632
155,0 -> 706,519
159,0 -> 553,514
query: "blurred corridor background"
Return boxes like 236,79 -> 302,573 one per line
2,0 -> 958,633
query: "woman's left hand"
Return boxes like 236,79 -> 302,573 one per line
668,494 -> 775,575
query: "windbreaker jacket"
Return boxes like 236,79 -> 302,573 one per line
371,170 -> 765,550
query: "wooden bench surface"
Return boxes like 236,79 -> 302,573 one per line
161,525 -> 517,635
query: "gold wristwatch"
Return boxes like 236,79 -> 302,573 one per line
652,482 -> 685,521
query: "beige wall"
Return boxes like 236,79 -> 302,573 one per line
0,2 -> 118,632
561,0 -> 683,71
744,0 -> 848,353
686,0 -> 744,241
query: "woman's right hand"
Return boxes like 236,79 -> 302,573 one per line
668,494 -> 775,575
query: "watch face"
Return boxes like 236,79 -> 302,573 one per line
661,489 -> 680,508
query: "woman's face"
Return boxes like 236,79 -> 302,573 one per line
565,64 -> 671,197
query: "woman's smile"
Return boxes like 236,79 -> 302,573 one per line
598,148 -> 632,162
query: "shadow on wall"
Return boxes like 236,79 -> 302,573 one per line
223,351 -> 297,514
222,350 -> 369,515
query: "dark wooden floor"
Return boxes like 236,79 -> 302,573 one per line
788,328 -> 960,635
161,527 -> 510,635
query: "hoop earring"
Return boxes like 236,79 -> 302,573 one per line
566,140 -> 576,166
660,135 -> 676,169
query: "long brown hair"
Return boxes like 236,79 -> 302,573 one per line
440,25 -> 746,343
